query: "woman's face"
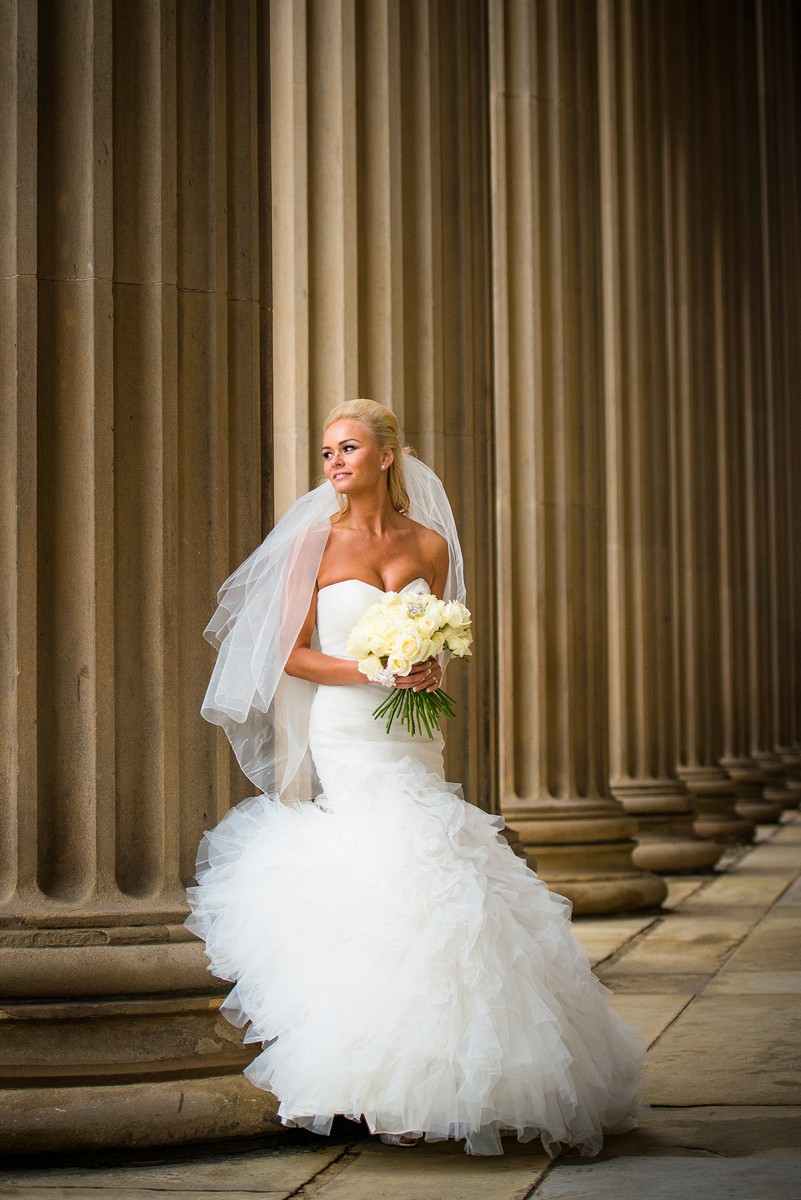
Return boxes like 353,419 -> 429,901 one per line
322,419 -> 392,497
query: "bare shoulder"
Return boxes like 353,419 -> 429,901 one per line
404,518 -> 448,572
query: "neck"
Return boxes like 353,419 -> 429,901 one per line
343,489 -> 397,534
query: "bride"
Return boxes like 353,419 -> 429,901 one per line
186,398 -> 645,1157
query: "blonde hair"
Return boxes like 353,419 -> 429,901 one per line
323,398 -> 413,515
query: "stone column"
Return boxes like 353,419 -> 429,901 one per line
661,0 -> 756,842
270,0 -> 497,813
489,0 -> 666,912
714,0 -> 785,822
0,0 -> 276,1153
597,0 -> 723,871
755,0 -> 801,807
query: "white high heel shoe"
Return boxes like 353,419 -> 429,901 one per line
379,1132 -> 419,1147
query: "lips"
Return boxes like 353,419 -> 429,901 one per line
333,472 -> 351,480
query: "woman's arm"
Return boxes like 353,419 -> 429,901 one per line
284,589 -> 367,686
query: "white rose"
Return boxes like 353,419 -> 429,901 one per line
397,625 -> 426,662
387,652 -> 412,677
416,611 -> 439,637
359,653 -> 385,681
430,630 -> 446,655
347,627 -> 372,660
426,598 -> 447,626
446,633 -> 472,657
442,601 -> 469,631
383,592 -> 406,612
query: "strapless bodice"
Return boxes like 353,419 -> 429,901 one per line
316,577 -> 428,658
309,576 -> 443,787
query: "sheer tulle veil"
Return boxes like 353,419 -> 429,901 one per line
201,453 -> 465,800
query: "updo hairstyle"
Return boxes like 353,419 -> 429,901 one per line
323,398 -> 413,516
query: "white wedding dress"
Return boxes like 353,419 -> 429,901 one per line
186,579 -> 645,1156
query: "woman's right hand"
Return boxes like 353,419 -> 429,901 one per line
392,658 -> 441,693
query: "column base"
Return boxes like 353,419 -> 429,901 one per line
503,799 -> 667,915
720,758 -> 786,824
762,785 -> 797,811
676,765 -> 756,843
778,754 -> 801,808
612,779 -> 723,873
783,780 -> 801,808
0,929 -> 279,1154
0,1075 -> 279,1155
751,752 -> 786,780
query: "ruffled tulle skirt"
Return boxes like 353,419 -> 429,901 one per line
186,755 -> 645,1156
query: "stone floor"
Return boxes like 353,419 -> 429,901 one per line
2,812 -> 800,1200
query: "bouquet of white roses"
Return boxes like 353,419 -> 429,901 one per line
346,590 -> 472,738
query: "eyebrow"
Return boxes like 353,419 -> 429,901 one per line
321,438 -> 363,451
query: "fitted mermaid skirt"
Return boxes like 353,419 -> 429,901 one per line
186,580 -> 645,1156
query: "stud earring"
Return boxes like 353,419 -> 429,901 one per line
381,464 -> 386,470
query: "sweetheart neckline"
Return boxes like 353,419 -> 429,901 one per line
317,577 -> 429,596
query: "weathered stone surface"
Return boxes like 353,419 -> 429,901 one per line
310,1138 -> 551,1200
0,1142 -> 345,1195
645,995 -> 801,1105
571,915 -> 657,967
0,1076 -> 281,1154
595,1104 -> 801,1159
597,910 -> 765,981
609,993 -> 693,1046
532,1106 -> 801,1198
531,1157 -> 801,1199
661,878 -> 706,909
675,870 -> 797,912
776,877 -> 801,906
719,910 -> 801,972
595,971 -> 711,995
705,970 -> 801,995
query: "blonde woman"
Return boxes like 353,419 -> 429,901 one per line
187,400 -> 645,1156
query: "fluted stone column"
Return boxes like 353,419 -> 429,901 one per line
489,0 -> 666,913
597,0 -> 722,872
271,0 -> 496,813
713,0 -> 785,823
0,1 -> 275,1153
755,0 -> 801,808
661,0 -> 756,843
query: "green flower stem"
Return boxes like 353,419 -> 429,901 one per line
371,685 -> 456,739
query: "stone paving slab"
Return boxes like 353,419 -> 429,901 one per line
719,908 -> 801,971
676,870 -> 798,912
530,1156 -> 801,1199
732,842 -> 801,871
0,1192 -> 288,1200
593,969 -> 711,995
530,1104 -> 801,1198
307,1138 -> 551,1200
645,994 -> 801,1105
571,915 -> 656,967
772,823 -> 801,843
705,969 -> 801,994
660,878 -> 706,909
609,992 -> 693,1046
776,876 -> 801,906
0,1144 -> 347,1197
596,909 -> 763,980
593,1103 -> 801,1159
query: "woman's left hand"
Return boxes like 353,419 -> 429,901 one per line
395,658 -> 442,693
